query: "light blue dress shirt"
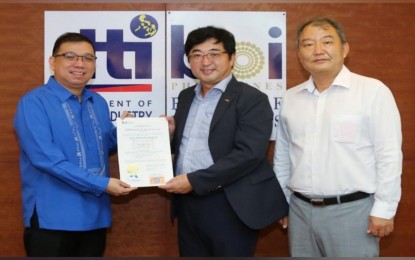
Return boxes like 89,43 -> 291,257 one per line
176,74 -> 232,175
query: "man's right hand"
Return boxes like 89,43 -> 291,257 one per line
105,178 -> 137,196
279,216 -> 288,229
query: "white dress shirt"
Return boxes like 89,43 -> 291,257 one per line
274,66 -> 402,219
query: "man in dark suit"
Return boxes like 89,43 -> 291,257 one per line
159,26 -> 288,257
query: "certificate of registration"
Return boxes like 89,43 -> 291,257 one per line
116,117 -> 173,187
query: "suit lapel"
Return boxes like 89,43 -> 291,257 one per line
176,87 -> 196,142
210,77 -> 239,130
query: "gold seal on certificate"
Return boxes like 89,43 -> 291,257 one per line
116,117 -> 173,187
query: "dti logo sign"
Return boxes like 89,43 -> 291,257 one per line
81,14 -> 158,81
170,25 -> 283,80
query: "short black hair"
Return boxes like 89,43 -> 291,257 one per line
52,32 -> 95,55
184,26 -> 236,57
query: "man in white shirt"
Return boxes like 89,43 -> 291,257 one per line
274,16 -> 402,256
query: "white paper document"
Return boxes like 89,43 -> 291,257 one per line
116,117 -> 173,187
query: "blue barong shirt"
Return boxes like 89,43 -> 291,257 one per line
14,76 -> 117,231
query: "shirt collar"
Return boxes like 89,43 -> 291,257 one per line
47,76 -> 93,103
331,65 -> 351,90
194,73 -> 232,97
296,65 -> 352,94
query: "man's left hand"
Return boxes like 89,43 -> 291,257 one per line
367,216 -> 394,237
158,174 -> 193,194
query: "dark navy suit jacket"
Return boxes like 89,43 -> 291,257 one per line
172,76 -> 288,230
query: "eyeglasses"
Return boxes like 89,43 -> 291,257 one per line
188,51 -> 227,63
53,52 -> 97,63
